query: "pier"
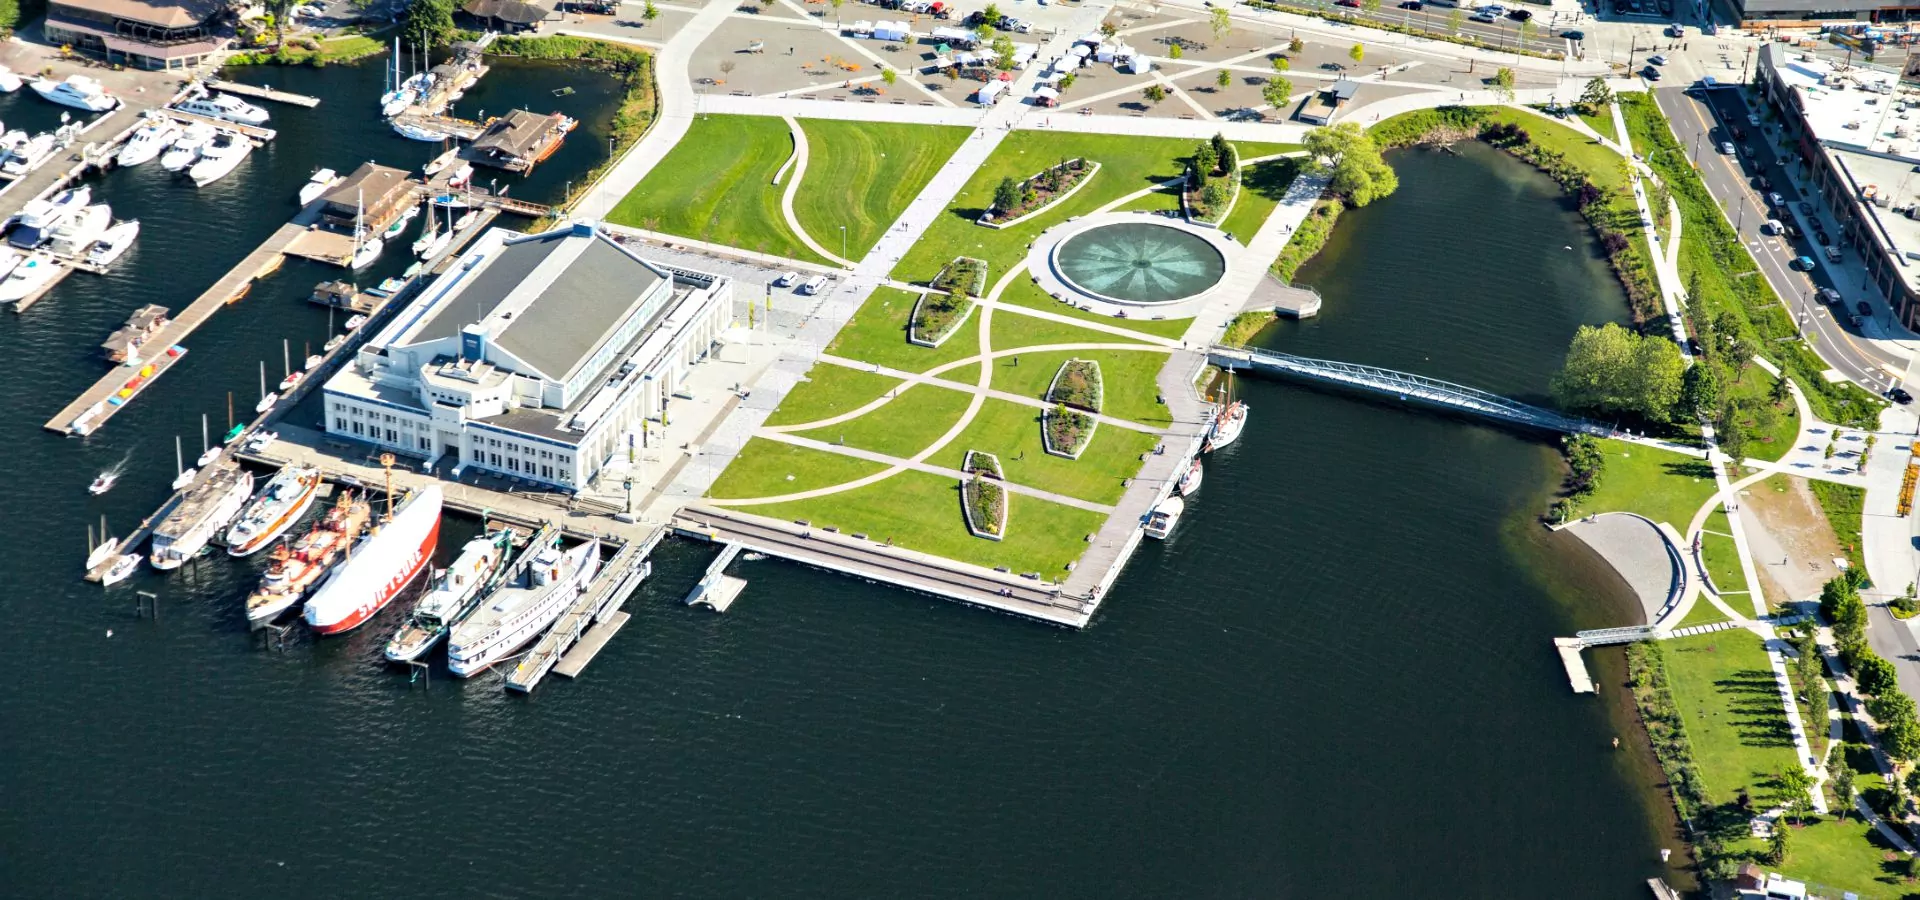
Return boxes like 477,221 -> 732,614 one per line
506,531 -> 661,693
155,108 -> 278,143
202,79 -> 321,108
683,542 -> 746,612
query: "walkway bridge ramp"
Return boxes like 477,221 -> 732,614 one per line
1208,345 -> 1601,434
684,542 -> 747,612
505,528 -> 662,693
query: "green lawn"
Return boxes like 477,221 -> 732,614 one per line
1663,630 -> 1803,804
1700,508 -> 1750,596
793,119 -> 970,259
708,438 -> 889,500
993,277 -> 1192,341
890,131 -> 1295,287
1482,107 -> 1628,193
1578,109 -> 1617,146
1775,816 -> 1909,899
1809,480 -> 1866,573
1570,440 -> 1718,530
985,347 -> 1173,426
607,115 -> 826,264
937,361 -> 980,387
1219,156 -> 1302,247
989,304 -> 1150,352
933,397 -> 1156,506
792,382 -> 974,460
746,469 -> 1105,576
1723,369 -> 1801,463
1675,597 -> 1731,628
1117,187 -> 1182,213
763,364 -> 902,428
825,286 -> 982,373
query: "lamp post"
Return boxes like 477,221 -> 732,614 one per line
839,225 -> 847,262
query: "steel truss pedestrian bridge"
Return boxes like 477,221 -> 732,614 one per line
1208,345 -> 1603,435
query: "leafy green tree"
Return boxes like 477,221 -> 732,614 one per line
644,0 -> 659,19
1193,141 -> 1218,178
1058,73 -> 1076,91
1766,821 -> 1789,864
1168,42 -> 1184,60
402,0 -> 456,49
1201,181 -> 1228,209
1210,6 -> 1233,42
1217,68 -> 1233,90
1271,55 -> 1291,72
983,3 -> 1001,23
1261,77 -> 1292,114
1831,753 -> 1857,818
1349,43 -> 1365,65
1778,767 -> 1816,824
1770,374 -> 1793,406
1550,323 -> 1684,422
880,68 -> 897,89
1289,36 -> 1304,53
992,34 -> 1017,70
1303,122 -> 1397,207
1143,83 -> 1168,106
1794,629 -> 1824,707
1517,18 -> 1534,50
1212,133 -> 1235,171
1885,714 -> 1920,763
1680,364 -> 1720,419
992,177 -> 1020,214
1446,8 -> 1463,35
1491,67 -> 1516,102
1579,77 -> 1613,115
0,0 -> 19,35
1857,653 -> 1899,698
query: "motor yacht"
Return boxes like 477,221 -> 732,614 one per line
116,118 -> 180,167
188,131 -> 252,187
174,92 -> 269,127
31,74 -> 115,112
159,123 -> 216,172
85,220 -> 139,268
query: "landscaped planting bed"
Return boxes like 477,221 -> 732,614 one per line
979,157 -> 1094,226
964,449 -> 1004,479
908,291 -> 975,347
932,256 -> 990,298
1042,404 -> 1098,459
960,450 -> 1008,540
1183,135 -> 1241,227
1044,358 -> 1103,413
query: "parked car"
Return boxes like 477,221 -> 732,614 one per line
1561,29 -> 1585,40
1820,287 -> 1842,305
1748,113 -> 1761,127
1721,141 -> 1736,155
1470,11 -> 1496,22
1763,218 -> 1785,235
1798,201 -> 1814,215
1507,8 -> 1531,19
1768,192 -> 1785,207
1399,1 -> 1423,8
1815,230 -> 1831,245
1857,300 -> 1874,317
774,270 -> 798,287
1790,255 -> 1816,271
1889,387 -> 1914,405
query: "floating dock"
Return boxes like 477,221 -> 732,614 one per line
1555,638 -> 1596,694
11,260 -> 78,312
203,79 -> 320,108
684,542 -> 746,612
506,530 -> 662,693
390,113 -> 485,141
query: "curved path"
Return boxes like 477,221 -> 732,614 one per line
777,116 -> 859,269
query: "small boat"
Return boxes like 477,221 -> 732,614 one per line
195,414 -> 219,468
87,530 -> 120,571
416,230 -> 451,260
351,235 -> 384,269
0,253 -> 59,304
452,210 -> 476,232
0,66 -> 23,93
188,131 -> 252,187
244,430 -> 278,453
1,132 -> 55,176
47,204 -> 112,258
0,248 -> 21,282
116,119 -> 181,167
279,370 -> 302,392
100,553 -> 139,586
304,353 -> 323,371
174,91 -> 269,127
324,334 -> 345,352
381,88 -> 417,118
171,436 -> 196,491
85,220 -> 140,268
1204,401 -> 1247,453
1178,459 -> 1203,497
89,471 -> 118,495
368,276 -> 406,297
158,122 -> 216,172
431,193 -> 471,208
447,163 -> 473,189
344,314 -> 368,330
224,424 -> 244,445
31,74 -> 116,112
255,361 -> 276,413
423,149 -> 459,176
382,204 -> 418,239
393,121 -> 450,142
1144,495 -> 1184,540
297,168 -> 339,206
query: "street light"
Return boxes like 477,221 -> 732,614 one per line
839,224 -> 847,262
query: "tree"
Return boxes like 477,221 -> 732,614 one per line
1143,84 -> 1168,106
1770,374 -> 1793,406
1680,364 -> 1720,419
992,177 -> 1020,214
1766,821 -> 1789,864
1857,653 -> 1899,697
1579,76 -> 1613,115
402,0 -> 455,49
1349,43 -> 1365,66
265,0 -> 295,43
1193,141 -> 1218,178
1201,181 -> 1228,210
1099,20 -> 1117,38
992,34 -> 1016,70
642,0 -> 660,19
1217,68 -> 1233,90
880,68 -> 897,90
1551,323 -> 1685,422
1271,55 -> 1291,73
1289,36 -> 1304,53
1794,629 -> 1824,707
983,2 -> 1001,23
1303,122 -> 1397,207
1885,712 -> 1920,763
1261,77 -> 1292,114
1058,73 -> 1076,92
1832,756 -> 1857,819
1212,133 -> 1234,172
1778,767 -> 1816,824
1209,6 -> 1233,42
1446,8 -> 1463,35
829,0 -> 843,23
1491,67 -> 1516,102
1168,42 -> 1184,60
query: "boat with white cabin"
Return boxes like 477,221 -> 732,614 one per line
158,122 -> 215,172
1178,459 -> 1203,497
150,463 -> 254,570
0,252 -> 58,304
116,119 -> 181,167
174,91 -> 269,126
297,168 -> 338,205
224,465 -> 322,557
47,204 -> 111,258
85,221 -> 139,268
188,131 -> 251,187
8,186 -> 87,249
31,74 -> 116,112
2,133 -> 56,177
446,535 -> 600,677
384,528 -> 514,663
1144,495 -> 1184,540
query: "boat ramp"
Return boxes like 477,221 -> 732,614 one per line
683,542 -> 747,612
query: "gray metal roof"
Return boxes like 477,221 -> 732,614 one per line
411,233 -> 554,346
496,237 -> 662,382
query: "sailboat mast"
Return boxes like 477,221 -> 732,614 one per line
282,339 -> 290,379
259,361 -> 266,402
175,435 -> 183,475
201,413 -> 208,454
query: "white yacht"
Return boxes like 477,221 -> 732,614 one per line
392,121 -> 448,142
188,131 -> 251,187
174,92 -> 268,127
1144,495 -> 1185,540
297,168 -> 338,206
85,221 -> 139,268
47,204 -> 111,258
351,235 -> 384,270
158,122 -> 216,172
10,186 -> 89,249
0,66 -> 22,93
380,88 -> 417,118
0,252 -> 60,305
116,119 -> 181,167
0,247 -> 24,282
446,538 -> 600,678
31,75 -> 116,112
1,132 -> 54,177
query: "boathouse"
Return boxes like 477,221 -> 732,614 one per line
469,110 -> 574,173
45,0 -> 228,70
99,304 -> 169,363
318,163 -> 416,234
321,222 -> 735,490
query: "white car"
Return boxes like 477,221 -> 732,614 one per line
1720,141 -> 1735,155
774,270 -> 798,287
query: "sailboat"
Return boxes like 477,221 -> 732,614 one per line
196,413 -> 219,467
1203,370 -> 1248,453
379,38 -> 417,117
278,339 -> 302,392
304,342 -> 322,372
410,194 -> 437,256
350,188 -> 383,270
223,392 -> 243,444
85,517 -> 118,571
171,435 -> 195,490
256,361 -> 277,413
415,200 -> 451,259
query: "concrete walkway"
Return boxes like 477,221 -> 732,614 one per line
752,430 -> 1117,513
792,352 -> 1170,435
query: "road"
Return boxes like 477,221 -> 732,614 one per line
1248,0 -> 1573,58
1651,84 -> 1910,394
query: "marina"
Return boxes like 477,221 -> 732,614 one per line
200,79 -> 320,109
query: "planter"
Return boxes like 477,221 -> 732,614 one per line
1182,164 -> 1241,229
978,159 -> 1102,230
961,475 -> 1008,541
908,291 -> 976,348
963,449 -> 1004,479
1041,405 -> 1098,459
931,256 -> 990,298
1044,358 -> 1103,413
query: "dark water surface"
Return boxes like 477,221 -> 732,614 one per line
6,92 -> 1673,896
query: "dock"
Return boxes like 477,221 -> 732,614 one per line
505,531 -> 661,693
203,79 -> 320,108
11,260 -> 79,312
390,113 -> 486,141
684,542 -> 746,612
552,612 -> 629,678
1555,637 -> 1596,694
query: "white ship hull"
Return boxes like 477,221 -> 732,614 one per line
447,540 -> 599,677
303,486 -> 443,635
150,466 -> 255,570
225,465 -> 321,557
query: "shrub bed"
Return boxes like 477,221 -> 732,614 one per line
1041,404 -> 1098,459
964,449 -> 1003,479
1627,642 -> 1712,824
961,476 -> 1008,540
1183,135 -> 1241,226
980,158 -> 1093,225
1044,359 -> 1104,413
908,291 -> 975,347
932,256 -> 990,298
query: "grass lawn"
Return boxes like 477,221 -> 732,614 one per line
1480,107 -> 1628,194
1664,630 -> 1802,804
792,382 -> 974,459
826,286 -> 982,373
1676,598 -> 1731,628
933,397 -> 1156,505
936,362 -> 980,387
993,277 -> 1191,341
607,115 -> 826,264
1723,369 -> 1801,463
1219,156 -> 1302,247
763,364 -> 902,428
1578,109 -> 1617,145
1809,481 -> 1866,573
986,347 -> 1173,426
990,304 -> 1150,352
1569,439 -> 1719,530
1776,815 -> 1910,899
793,120 -> 970,258
1700,508 -> 1750,596
890,131 -> 1294,287
747,469 -> 1105,576
1117,187 -> 1182,213
708,438 -> 888,500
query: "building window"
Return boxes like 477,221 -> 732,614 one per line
335,417 -> 347,430
420,437 -> 431,451
352,422 -> 363,435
